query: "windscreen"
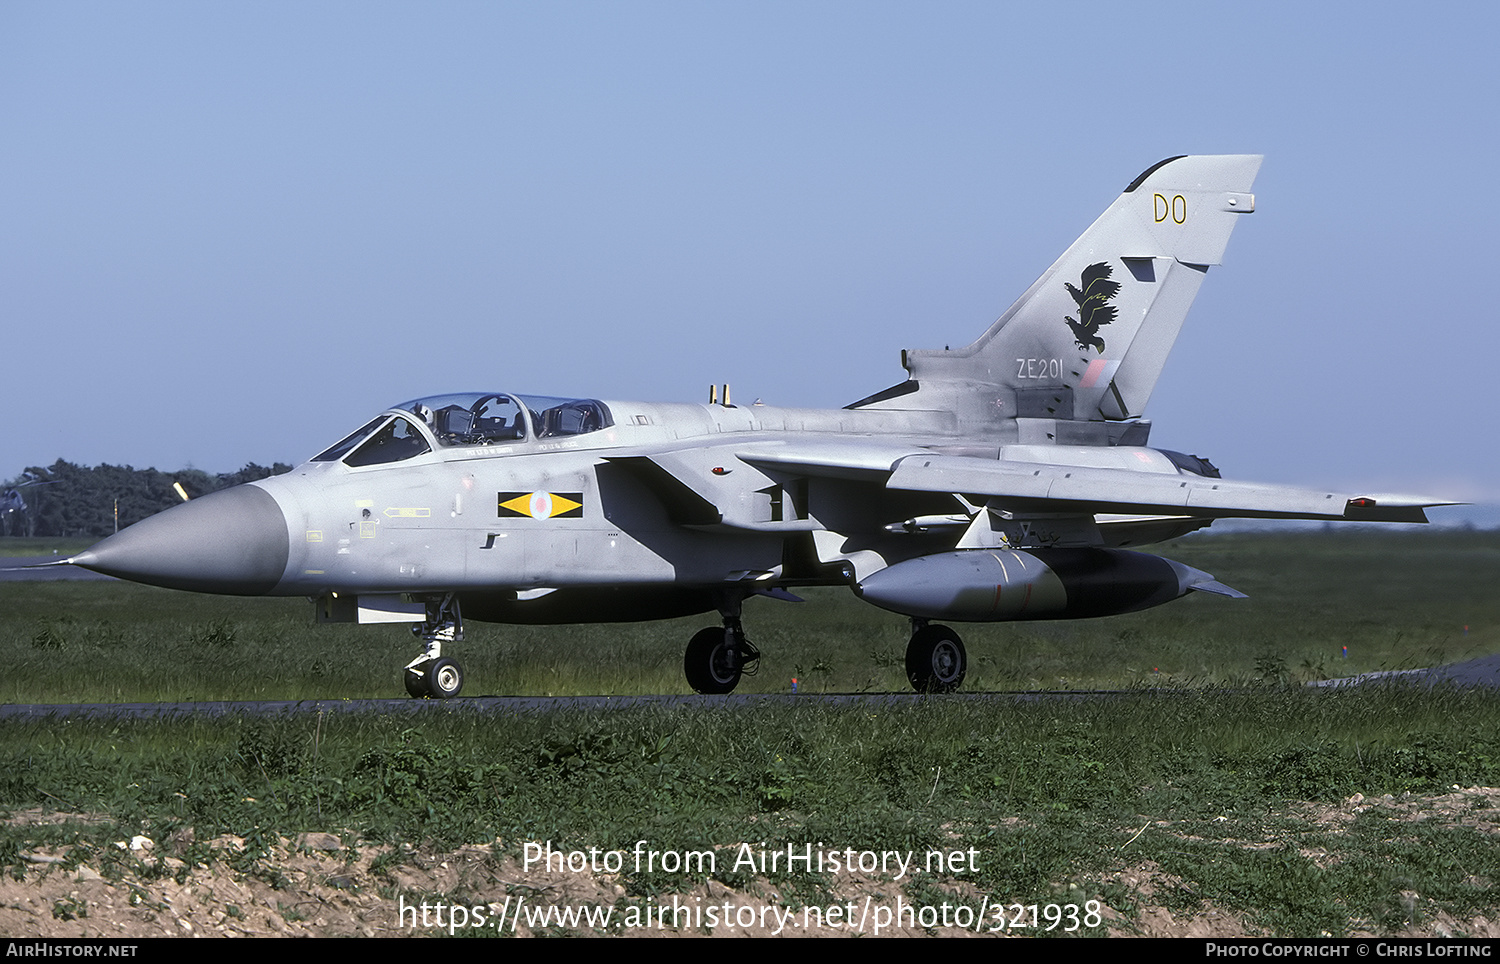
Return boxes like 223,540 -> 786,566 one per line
343,416 -> 431,467
310,416 -> 388,462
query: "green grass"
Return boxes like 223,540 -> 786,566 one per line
1,687 -> 1497,935
1,529 -> 1494,702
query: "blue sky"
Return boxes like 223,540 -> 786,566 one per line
3,2 -> 1495,507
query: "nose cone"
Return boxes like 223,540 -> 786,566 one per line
71,484 -> 290,595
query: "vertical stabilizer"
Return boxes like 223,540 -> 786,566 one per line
854,155 -> 1261,438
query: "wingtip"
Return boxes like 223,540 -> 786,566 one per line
1343,494 -> 1465,524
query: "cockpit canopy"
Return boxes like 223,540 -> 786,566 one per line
311,392 -> 613,466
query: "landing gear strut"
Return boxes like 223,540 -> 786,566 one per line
404,593 -> 465,698
906,618 -> 966,694
684,596 -> 760,694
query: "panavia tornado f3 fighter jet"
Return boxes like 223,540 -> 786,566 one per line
66,155 -> 1451,697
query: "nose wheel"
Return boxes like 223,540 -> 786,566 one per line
404,594 -> 465,698
405,656 -> 464,698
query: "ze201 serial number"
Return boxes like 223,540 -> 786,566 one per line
1016,357 -> 1063,379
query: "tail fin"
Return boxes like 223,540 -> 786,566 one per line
854,155 -> 1261,441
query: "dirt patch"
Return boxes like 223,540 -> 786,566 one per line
4,794 -> 1499,938
1098,860 -> 1252,938
0,832 -> 1017,938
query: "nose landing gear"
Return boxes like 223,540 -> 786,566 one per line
404,594 -> 465,698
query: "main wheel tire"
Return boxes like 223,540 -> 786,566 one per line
404,666 -> 431,698
427,657 -> 464,698
684,626 -> 742,695
906,625 -> 966,694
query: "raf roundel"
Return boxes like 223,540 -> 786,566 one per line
498,491 -> 584,520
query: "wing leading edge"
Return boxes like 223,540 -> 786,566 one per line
731,445 -> 1452,526
883,454 -> 1448,523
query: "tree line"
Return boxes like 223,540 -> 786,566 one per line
2,460 -> 292,539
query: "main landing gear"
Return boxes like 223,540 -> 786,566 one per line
404,594 -> 465,698
905,618 -> 966,694
678,599 -> 967,696
683,596 -> 761,695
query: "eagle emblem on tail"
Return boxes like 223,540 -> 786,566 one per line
1064,261 -> 1120,354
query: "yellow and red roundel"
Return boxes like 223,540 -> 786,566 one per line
497,491 -> 584,519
